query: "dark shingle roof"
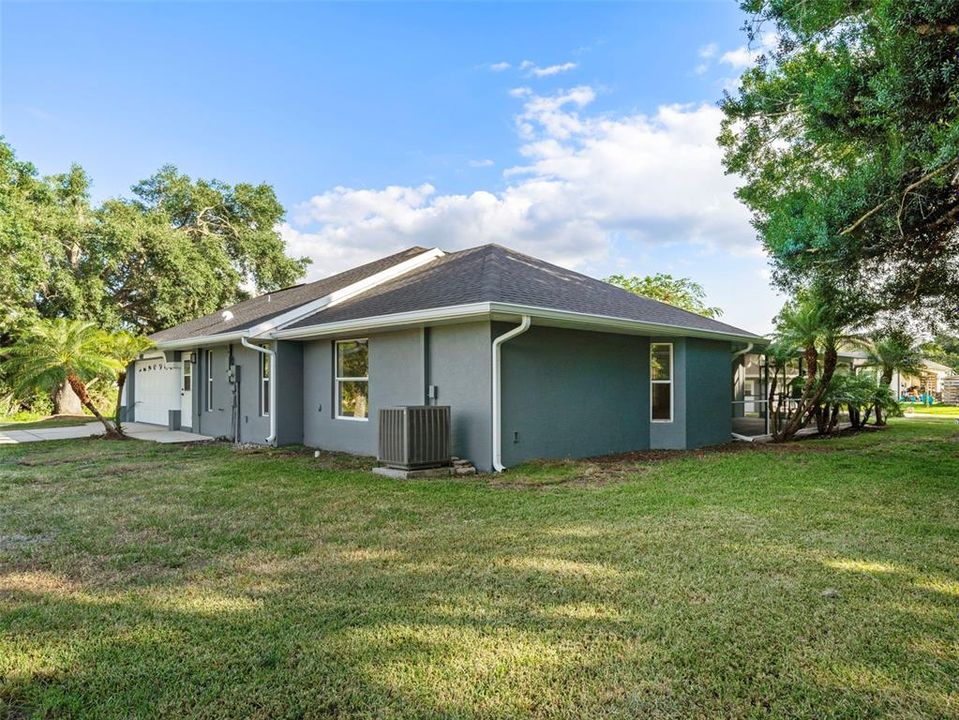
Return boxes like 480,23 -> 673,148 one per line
285,244 -> 759,338
150,246 -> 429,342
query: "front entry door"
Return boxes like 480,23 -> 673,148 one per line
181,361 -> 194,430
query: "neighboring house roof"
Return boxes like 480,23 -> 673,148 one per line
153,243 -> 761,346
149,246 -> 429,343
922,359 -> 954,374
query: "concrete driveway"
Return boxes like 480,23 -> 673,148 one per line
0,422 -> 213,445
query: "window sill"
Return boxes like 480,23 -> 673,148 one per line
335,415 -> 369,422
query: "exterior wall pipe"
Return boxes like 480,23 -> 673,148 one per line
240,336 -> 277,445
732,341 -> 754,361
491,315 -> 531,472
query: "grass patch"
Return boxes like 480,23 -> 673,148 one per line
1,420 -> 958,718
901,404 -> 959,417
0,415 -> 95,431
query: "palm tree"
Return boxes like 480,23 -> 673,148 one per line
770,294 -> 853,440
109,332 -> 154,435
861,328 -> 924,425
2,318 -> 123,437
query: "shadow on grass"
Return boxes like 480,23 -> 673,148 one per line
1,423 -> 958,717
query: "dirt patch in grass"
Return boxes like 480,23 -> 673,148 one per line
493,429 -> 893,488
231,443 -> 373,470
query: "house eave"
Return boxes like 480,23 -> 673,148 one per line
154,332 -> 247,350
269,301 -> 764,344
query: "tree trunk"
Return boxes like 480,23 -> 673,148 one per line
52,380 -> 84,415
775,345 -> 820,441
814,405 -> 827,434
827,404 -> 840,432
113,371 -> 127,435
849,406 -> 861,428
776,342 -> 839,442
67,373 -> 121,438
875,367 -> 894,426
767,370 -> 780,435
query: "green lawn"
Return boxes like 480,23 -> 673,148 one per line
901,404 -> 959,417
0,415 -> 94,431
1,421 -> 957,719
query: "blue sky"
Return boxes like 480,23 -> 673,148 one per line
2,1 -> 782,332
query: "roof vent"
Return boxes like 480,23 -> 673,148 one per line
222,310 -> 234,322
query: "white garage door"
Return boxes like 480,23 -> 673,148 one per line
134,358 -> 180,426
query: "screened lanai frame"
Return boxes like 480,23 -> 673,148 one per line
732,351 -> 859,438
731,351 -> 804,438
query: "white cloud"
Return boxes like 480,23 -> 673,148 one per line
488,61 -> 511,72
468,159 -> 494,168
720,32 -> 778,69
285,86 -> 754,284
720,46 -> 759,69
519,60 -> 578,78
694,63 -> 709,76
698,42 -> 718,59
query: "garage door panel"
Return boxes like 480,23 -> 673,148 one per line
134,359 -> 180,426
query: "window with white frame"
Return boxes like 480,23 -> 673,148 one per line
260,350 -> 271,416
335,339 -> 369,420
650,343 -> 673,422
206,349 -> 214,412
183,359 -> 192,392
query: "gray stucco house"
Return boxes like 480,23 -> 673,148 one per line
123,244 -> 762,471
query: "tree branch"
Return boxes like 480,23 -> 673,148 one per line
840,158 -> 959,237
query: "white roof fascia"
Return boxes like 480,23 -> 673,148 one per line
486,303 -> 764,344
271,303 -> 494,340
155,331 -> 247,350
271,301 -> 763,344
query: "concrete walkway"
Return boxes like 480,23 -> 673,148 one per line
0,421 -> 213,445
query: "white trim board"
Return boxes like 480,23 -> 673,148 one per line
272,302 -> 763,344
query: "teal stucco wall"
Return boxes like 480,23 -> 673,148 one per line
498,325 -> 650,466
684,337 -> 733,448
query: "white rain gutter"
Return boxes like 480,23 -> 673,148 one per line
732,342 -> 754,360
240,336 -> 276,445
273,302 -> 764,344
491,315 -> 531,472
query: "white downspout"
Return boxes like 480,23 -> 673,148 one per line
732,341 -> 754,360
240,336 -> 277,445
491,315 -> 531,472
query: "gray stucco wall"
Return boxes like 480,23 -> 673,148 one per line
648,338 -> 687,450
302,329 -> 425,456
192,343 -> 270,442
299,322 -> 494,468
274,341 -> 304,446
498,325 -> 650,466
428,321 -> 493,470
685,338 -> 733,448
160,320 -> 734,462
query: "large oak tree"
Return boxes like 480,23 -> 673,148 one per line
0,139 -> 309,411
720,0 -> 959,327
